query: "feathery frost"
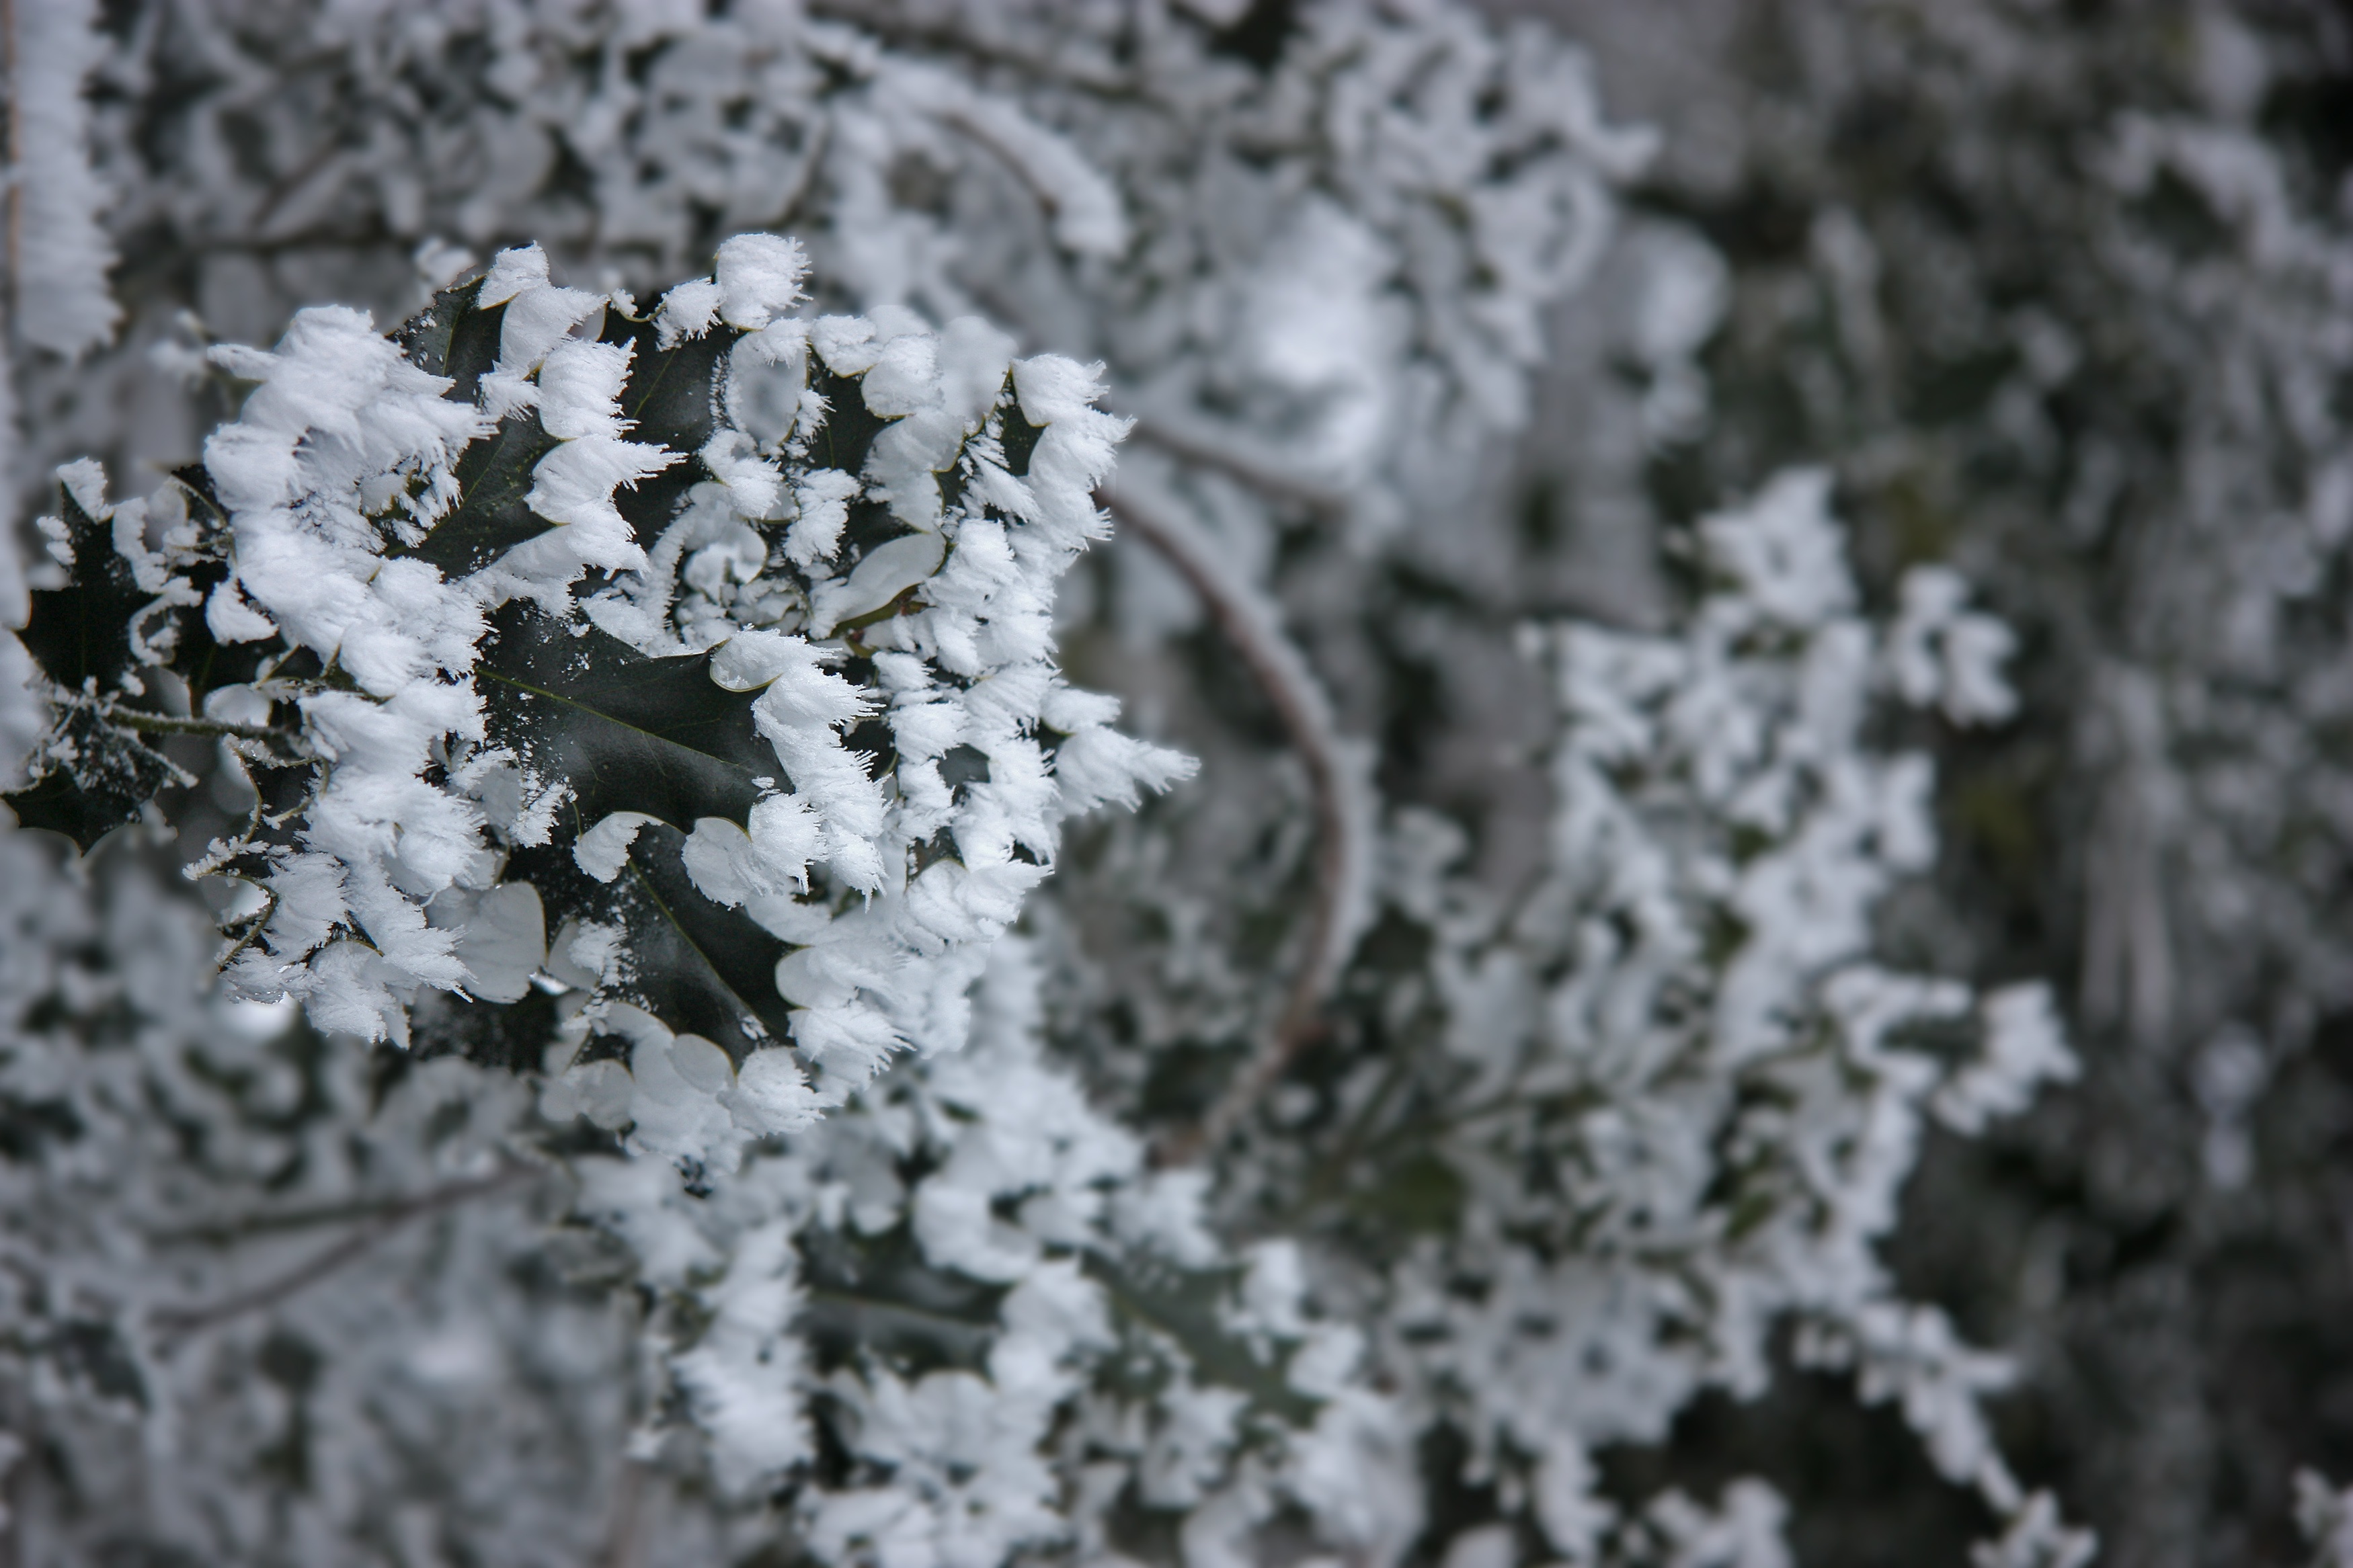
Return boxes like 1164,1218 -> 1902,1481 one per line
8,0 -> 118,358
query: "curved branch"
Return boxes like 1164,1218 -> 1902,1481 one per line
210,878 -> 278,976
149,1163 -> 537,1343
1113,401 -> 1353,518
1099,483 -> 1374,1165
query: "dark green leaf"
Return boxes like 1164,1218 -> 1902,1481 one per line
806,366 -> 892,479
478,602 -> 773,829
168,464 -> 228,528
395,276 -> 502,399
600,309 -> 732,548
17,490 -> 152,702
616,819 -> 794,1044
409,984 -> 562,1075
397,407 -> 562,575
807,364 -> 916,569
171,557 -> 269,705
5,708 -> 183,850
998,405 -> 1044,478
481,602 -> 796,1046
504,818 -> 793,1050
390,278 -> 561,575
9,470 -> 280,845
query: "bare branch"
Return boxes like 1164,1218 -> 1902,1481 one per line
210,878 -> 278,976
593,1458 -> 651,1568
1113,401 -> 1355,518
1099,482 -> 1375,1165
149,1163 -> 538,1343
102,708 -> 290,744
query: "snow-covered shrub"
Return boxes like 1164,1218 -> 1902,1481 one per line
11,233 -> 1183,1126
1533,2 -> 2353,1556
0,2 -> 2112,1564
1142,471 -> 2087,1568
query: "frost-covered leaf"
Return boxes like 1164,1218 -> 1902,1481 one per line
479,602 -> 774,835
517,818 -> 795,1048
15,489 -> 150,702
5,479 -> 265,848
3,707 -> 182,849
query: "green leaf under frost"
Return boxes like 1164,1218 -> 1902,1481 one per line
407,985 -> 563,1077
4,710 -> 182,849
15,491 -> 150,702
392,280 -> 561,574
7,247 -> 1029,1057
402,407 -> 561,575
481,602 -> 797,1049
7,490 -> 228,848
478,601 -> 775,829
506,820 -> 794,1051
394,276 -> 505,400
601,311 -> 731,546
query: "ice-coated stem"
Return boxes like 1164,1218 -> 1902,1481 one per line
148,1163 -> 537,1343
1099,482 -> 1373,1165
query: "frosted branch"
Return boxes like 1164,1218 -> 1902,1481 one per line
148,1163 -> 537,1343
1115,403 -> 1354,518
1101,482 -> 1375,1163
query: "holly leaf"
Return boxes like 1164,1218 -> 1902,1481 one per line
15,490 -> 153,704
807,362 -> 922,571
3,710 -> 184,849
506,820 -> 795,1051
409,985 -> 563,1076
9,253 -> 1022,1056
478,602 -> 773,827
479,602 -> 796,1048
392,279 -> 561,575
598,307 -> 733,546
395,276 -> 505,399
6,490 -> 212,848
402,409 -> 561,576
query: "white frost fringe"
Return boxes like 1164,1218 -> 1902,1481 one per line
9,0 -> 119,358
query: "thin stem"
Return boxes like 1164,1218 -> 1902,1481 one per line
148,1164 -> 536,1343
149,1184 -> 505,1247
247,138 -> 346,239
212,880 -> 278,975
102,708 -> 290,744
1100,483 -> 1373,1166
801,2 -> 1131,95
593,1458 -> 651,1568
185,799 -> 264,882
1116,403 -> 1353,518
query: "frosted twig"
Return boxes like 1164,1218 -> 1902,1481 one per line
902,64 -> 1125,256
99,707 -> 290,745
208,876 -> 277,975
148,1163 -> 536,1343
1117,401 -> 1353,518
1100,483 -> 1374,1164
803,2 -> 1130,94
594,1459 -> 651,1568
